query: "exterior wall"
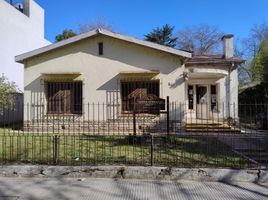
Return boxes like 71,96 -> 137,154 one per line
24,35 -> 184,120
220,67 -> 239,119
229,68 -> 239,119
0,0 -> 50,90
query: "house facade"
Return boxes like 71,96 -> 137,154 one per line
16,29 -> 243,124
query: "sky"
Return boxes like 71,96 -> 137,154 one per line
35,0 -> 268,43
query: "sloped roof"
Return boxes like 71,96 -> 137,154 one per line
186,54 -> 244,65
15,29 -> 192,63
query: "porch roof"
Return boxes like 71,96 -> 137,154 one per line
186,67 -> 228,79
186,54 -> 245,65
188,72 -> 227,79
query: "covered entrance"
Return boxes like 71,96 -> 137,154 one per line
187,84 -> 218,120
185,67 -> 228,120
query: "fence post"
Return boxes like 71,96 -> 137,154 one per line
151,134 -> 154,166
53,135 -> 59,165
166,96 -> 170,135
133,98 -> 136,135
266,104 -> 268,130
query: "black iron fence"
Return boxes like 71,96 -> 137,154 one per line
0,98 -> 267,168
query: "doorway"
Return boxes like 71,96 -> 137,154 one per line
196,85 -> 208,119
187,84 -> 218,120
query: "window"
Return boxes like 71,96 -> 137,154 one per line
120,80 -> 160,112
98,42 -> 103,55
211,85 -> 217,111
188,85 -> 193,109
45,81 -> 82,114
196,86 -> 207,104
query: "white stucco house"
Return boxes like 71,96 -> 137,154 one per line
0,0 -> 50,90
15,29 -> 244,127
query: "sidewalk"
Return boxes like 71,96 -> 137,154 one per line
0,178 -> 267,200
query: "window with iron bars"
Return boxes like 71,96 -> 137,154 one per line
44,81 -> 83,114
120,80 -> 164,114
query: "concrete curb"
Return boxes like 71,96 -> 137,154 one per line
0,165 -> 267,183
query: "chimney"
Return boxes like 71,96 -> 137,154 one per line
222,34 -> 234,58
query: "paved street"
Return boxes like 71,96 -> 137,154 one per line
0,177 -> 267,200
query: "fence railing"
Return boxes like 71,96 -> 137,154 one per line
0,98 -> 267,168
1,134 -> 266,168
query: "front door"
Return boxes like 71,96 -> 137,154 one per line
196,85 -> 208,119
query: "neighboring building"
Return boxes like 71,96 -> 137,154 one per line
15,29 -> 244,126
0,0 -> 50,90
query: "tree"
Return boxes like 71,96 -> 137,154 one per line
239,23 -> 268,84
144,24 -> 178,47
55,29 -> 77,42
242,23 -> 268,57
250,39 -> 268,82
238,60 -> 252,85
233,41 -> 253,84
55,19 -> 115,42
0,74 -> 18,112
249,39 -> 268,101
238,23 -> 268,84
78,18 -> 114,34
176,24 -> 223,54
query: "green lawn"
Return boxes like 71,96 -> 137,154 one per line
0,128 -> 248,168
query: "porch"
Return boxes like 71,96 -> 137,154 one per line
184,63 -> 237,121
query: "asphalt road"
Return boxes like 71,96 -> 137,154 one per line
0,177 -> 267,200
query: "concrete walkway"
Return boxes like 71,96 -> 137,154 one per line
0,178 -> 267,200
